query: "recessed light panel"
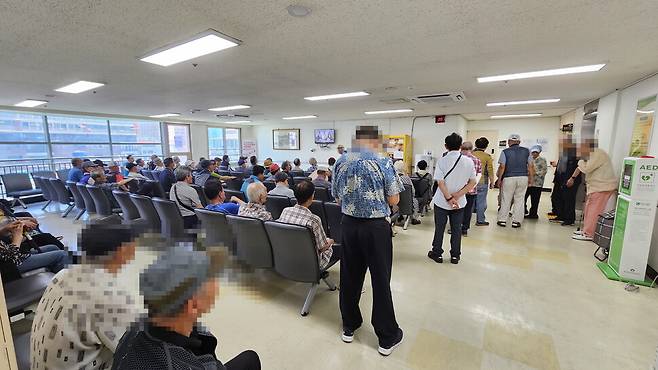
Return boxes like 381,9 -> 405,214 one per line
364,109 -> 413,115
223,120 -> 252,124
282,115 -> 317,120
208,105 -> 251,112
487,98 -> 560,107
140,30 -> 240,67
490,113 -> 542,119
14,99 -> 48,107
477,64 -> 605,83
304,91 -> 369,101
55,81 -> 105,94
149,113 -> 181,118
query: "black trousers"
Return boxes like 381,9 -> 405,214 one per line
183,214 -> 198,229
224,350 -> 261,370
461,194 -> 476,232
555,184 -> 579,223
550,182 -> 561,215
524,187 -> 543,217
339,215 -> 399,347
432,205 -> 464,258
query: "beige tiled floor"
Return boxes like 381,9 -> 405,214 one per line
16,192 -> 658,369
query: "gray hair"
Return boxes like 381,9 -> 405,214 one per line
247,182 -> 267,204
461,141 -> 473,151
309,157 -> 317,166
174,166 -> 192,181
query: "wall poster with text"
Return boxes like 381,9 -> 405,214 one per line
630,94 -> 656,157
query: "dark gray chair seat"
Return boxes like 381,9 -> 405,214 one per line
49,178 -> 74,217
195,209 -> 236,252
152,197 -> 189,239
76,183 -> 96,214
13,331 -> 30,370
411,175 -> 432,215
1,173 -> 41,208
32,170 -> 56,179
226,215 -> 273,268
130,194 -> 161,233
87,185 -> 121,216
147,179 -> 167,199
263,181 -> 276,192
56,168 -> 71,181
314,187 -> 331,202
67,180 -> 87,220
225,189 -> 246,202
33,177 -> 53,211
266,195 -> 293,220
397,184 -> 414,230
5,272 -> 54,315
309,200 -> 328,235
264,221 -> 337,316
113,190 -> 143,223
225,178 -> 243,191
324,202 -> 343,242
190,183 -> 209,207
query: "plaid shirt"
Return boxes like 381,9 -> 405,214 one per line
238,202 -> 272,221
278,205 -> 333,268
464,151 -> 482,195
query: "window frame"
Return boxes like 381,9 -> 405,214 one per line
207,126 -> 241,159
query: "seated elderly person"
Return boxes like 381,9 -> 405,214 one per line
170,166 -> 203,228
394,161 -> 421,225
0,220 -> 69,274
0,199 -> 65,251
312,166 -> 332,189
278,180 -> 339,268
268,171 -> 295,198
126,162 -> 149,180
307,157 -> 318,172
204,180 -> 245,215
112,248 -> 261,370
106,160 -> 125,182
266,163 -> 281,181
238,182 -> 272,221
31,223 -> 140,370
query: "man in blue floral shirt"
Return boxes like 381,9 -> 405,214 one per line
332,126 -> 404,357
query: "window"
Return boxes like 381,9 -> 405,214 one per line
0,111 -> 46,142
207,127 -> 241,159
109,120 -> 161,143
167,124 -> 190,153
47,115 -> 110,142
51,144 -> 112,159
0,143 -> 49,160
112,144 -> 163,159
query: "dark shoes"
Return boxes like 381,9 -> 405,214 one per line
411,219 -> 421,225
475,222 -> 489,226
511,222 -> 521,228
524,214 -> 539,219
342,327 -> 357,343
561,221 -> 574,226
378,329 -> 404,356
450,257 -> 460,264
461,230 -> 468,237
427,250 -> 443,263
497,221 -> 507,227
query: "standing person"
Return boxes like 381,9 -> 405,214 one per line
169,166 -> 203,228
332,126 -> 404,356
337,144 -> 347,156
571,140 -> 618,241
496,134 -> 534,228
459,142 -> 481,236
551,138 -> 581,226
428,133 -> 476,264
524,145 -> 548,219
31,224 -> 139,370
472,137 -> 494,226
67,158 -> 84,183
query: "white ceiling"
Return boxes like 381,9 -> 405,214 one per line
1,0 -> 658,125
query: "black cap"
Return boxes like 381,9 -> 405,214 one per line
125,162 -> 138,170
78,223 -> 138,257
93,159 -> 105,167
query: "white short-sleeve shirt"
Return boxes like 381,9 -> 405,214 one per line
432,150 -> 476,210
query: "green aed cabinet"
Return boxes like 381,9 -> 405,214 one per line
602,157 -> 658,284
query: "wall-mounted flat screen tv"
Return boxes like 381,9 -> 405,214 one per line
314,129 -> 335,144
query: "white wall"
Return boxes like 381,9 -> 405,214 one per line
467,117 -> 562,186
253,115 -> 467,166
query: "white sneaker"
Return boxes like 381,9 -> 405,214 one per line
572,234 -> 593,241
573,230 -> 583,235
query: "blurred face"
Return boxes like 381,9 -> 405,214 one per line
218,189 -> 226,203
531,151 -> 540,159
209,161 -> 217,172
127,156 -> 134,163
355,137 -> 381,152
109,165 -> 119,173
185,174 -> 193,184
186,278 -> 219,320
337,146 -> 345,154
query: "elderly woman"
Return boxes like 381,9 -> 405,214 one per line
394,160 -> 421,225
153,157 -> 165,171
571,139 -> 618,241
238,182 -> 272,221
307,157 -> 318,172
169,166 -> 203,228
0,221 -> 70,274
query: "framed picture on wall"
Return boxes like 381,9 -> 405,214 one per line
273,129 -> 300,150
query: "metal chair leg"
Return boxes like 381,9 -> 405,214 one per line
41,200 -> 52,211
74,209 -> 86,220
322,275 -> 337,291
300,283 -> 319,317
403,216 -> 411,230
62,204 -> 74,217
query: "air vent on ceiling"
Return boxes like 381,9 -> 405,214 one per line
215,114 -> 249,118
379,97 -> 412,105
411,91 -> 466,103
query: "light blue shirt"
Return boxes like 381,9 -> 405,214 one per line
240,175 -> 262,201
332,149 -> 402,218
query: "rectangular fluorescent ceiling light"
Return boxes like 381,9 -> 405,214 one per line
477,64 -> 605,83
55,80 -> 105,94
223,120 -> 251,124
487,98 -> 560,107
140,30 -> 240,67
364,109 -> 413,115
490,113 -> 542,119
14,99 -> 48,107
304,91 -> 370,101
149,113 -> 181,118
282,115 -> 317,120
208,104 -> 251,112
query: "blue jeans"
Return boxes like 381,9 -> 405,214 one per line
17,245 -> 70,274
475,183 -> 489,223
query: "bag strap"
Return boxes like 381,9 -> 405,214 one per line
173,184 -> 196,212
443,154 -> 462,180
